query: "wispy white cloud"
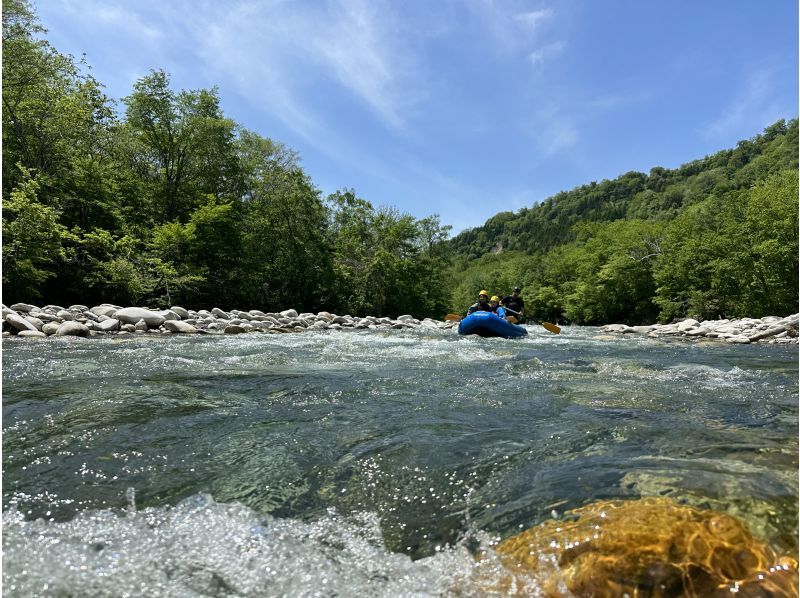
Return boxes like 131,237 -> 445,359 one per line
190,0 -> 416,136
527,40 -> 566,66
701,66 -> 784,139
514,9 -> 554,30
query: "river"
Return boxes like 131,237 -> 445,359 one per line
3,326 -> 798,595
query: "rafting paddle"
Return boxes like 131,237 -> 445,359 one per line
502,307 -> 561,334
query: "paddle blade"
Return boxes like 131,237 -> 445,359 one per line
542,322 -> 561,334
444,313 -> 462,321
507,316 -> 519,324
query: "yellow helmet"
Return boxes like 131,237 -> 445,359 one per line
478,290 -> 489,297
490,295 -> 500,302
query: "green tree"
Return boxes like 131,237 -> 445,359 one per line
2,168 -> 68,299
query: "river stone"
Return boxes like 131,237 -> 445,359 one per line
224,324 -> 246,334
24,316 -> 44,331
726,335 -> 751,344
68,305 -> 89,312
158,309 -> 180,321
685,326 -> 710,336
163,320 -> 197,333
90,305 -> 118,318
121,324 -> 136,332
397,314 -> 414,322
56,321 -> 90,337
170,306 -> 190,319
33,312 -> 61,322
2,306 -> 16,319
677,319 -> 700,332
114,307 -> 165,328
17,330 -> 46,337
280,309 -> 298,318
96,318 -> 120,332
6,313 -> 39,332
212,307 -> 229,319
10,303 -> 37,313
631,325 -> 655,333
134,319 -> 148,332
56,310 -> 74,321
748,326 -> 786,342
42,322 -> 60,335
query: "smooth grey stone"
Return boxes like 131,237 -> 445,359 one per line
68,305 -> 89,312
134,319 -> 148,331
33,312 -> 61,322
212,308 -> 229,319
55,321 -> 90,337
114,307 -> 165,328
170,306 -> 190,319
224,324 -> 245,334
280,309 -> 298,318
90,306 -> 118,317
10,303 -> 37,313
6,313 -> 38,332
158,309 -> 180,321
42,322 -> 60,335
56,310 -> 74,321
631,326 -> 655,333
23,316 -> 44,331
748,326 -> 786,342
18,329 -> 47,337
121,324 -> 136,332
96,318 -> 120,332
163,320 -> 197,333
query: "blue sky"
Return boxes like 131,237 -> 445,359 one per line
35,0 -> 798,234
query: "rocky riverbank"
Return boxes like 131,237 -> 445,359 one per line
2,302 -> 459,338
600,313 -> 799,345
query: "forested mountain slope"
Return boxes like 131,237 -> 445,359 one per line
447,121 -> 798,324
449,120 -> 797,260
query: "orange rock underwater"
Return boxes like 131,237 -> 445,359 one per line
476,497 -> 797,597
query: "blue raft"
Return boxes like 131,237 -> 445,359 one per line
458,311 -> 528,339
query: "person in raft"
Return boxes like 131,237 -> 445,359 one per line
501,286 -> 525,321
467,290 -> 493,314
489,296 -> 508,319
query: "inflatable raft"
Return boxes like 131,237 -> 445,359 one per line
458,311 -> 528,339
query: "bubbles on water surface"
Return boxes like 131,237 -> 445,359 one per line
2,494 -> 483,597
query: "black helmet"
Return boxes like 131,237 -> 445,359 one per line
513,286 -> 521,292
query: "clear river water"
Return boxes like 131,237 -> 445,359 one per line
2,326 -> 798,596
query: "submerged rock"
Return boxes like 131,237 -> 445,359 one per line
484,497 -> 798,597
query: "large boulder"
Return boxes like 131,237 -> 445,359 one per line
163,320 -> 197,334
18,330 -> 46,338
10,303 -> 37,313
96,318 -> 121,332
6,313 -> 39,333
55,321 -> 90,337
170,306 -> 190,319
42,322 -> 61,335
90,305 -> 118,318
114,307 -> 166,328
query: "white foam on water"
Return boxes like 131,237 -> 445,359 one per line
2,494 -> 501,597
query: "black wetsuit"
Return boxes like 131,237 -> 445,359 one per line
467,301 -> 493,315
501,295 -> 525,318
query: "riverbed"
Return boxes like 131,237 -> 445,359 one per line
3,326 -> 798,595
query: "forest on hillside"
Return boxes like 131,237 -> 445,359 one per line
2,0 -> 452,318
447,120 -> 798,324
3,0 -> 797,324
